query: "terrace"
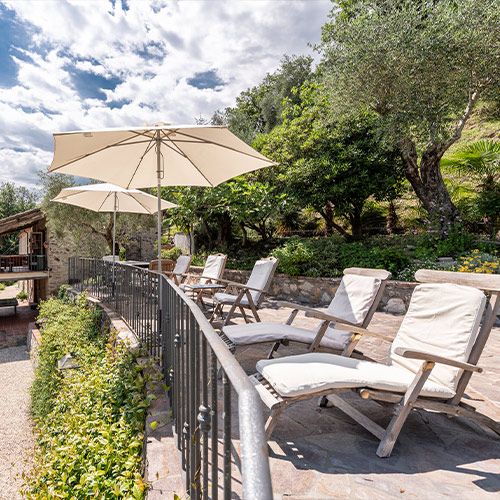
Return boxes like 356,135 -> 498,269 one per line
70,257 -> 500,500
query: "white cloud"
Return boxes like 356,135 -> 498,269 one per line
0,0 -> 332,189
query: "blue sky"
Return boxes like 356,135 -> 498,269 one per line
0,0 -> 332,190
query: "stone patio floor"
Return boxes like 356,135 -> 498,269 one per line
148,300 -> 500,500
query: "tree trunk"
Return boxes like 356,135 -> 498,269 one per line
386,201 -> 398,235
238,221 -> 248,246
400,138 -> 457,231
216,213 -> 233,246
318,202 -> 350,239
349,207 -> 363,241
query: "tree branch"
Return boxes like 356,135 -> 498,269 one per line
439,88 -> 482,155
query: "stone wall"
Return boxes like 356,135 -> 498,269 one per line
124,227 -> 157,261
46,230 -> 74,296
188,265 -> 416,313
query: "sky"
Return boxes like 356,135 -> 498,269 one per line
0,0 -> 332,191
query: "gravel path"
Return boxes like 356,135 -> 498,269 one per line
0,346 -> 34,499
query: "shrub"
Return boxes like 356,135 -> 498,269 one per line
161,246 -> 182,260
24,295 -> 149,499
271,237 -> 341,277
456,249 -> 500,274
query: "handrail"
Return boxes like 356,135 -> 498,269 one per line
68,256 -> 273,500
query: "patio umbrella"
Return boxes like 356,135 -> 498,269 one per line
48,125 -> 276,272
52,182 -> 177,284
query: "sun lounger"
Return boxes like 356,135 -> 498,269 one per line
251,270 -> 500,457
221,268 -> 391,358
179,253 -> 227,308
210,257 -> 279,326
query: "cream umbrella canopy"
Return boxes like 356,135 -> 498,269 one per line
52,182 -> 177,285
48,125 -> 276,270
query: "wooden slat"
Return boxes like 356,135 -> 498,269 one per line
415,269 -> 500,291
249,374 -> 282,410
327,394 -> 386,440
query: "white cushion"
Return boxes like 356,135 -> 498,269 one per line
246,259 -> 276,303
388,283 -> 486,393
223,321 -> 352,350
326,274 -> 381,325
172,255 -> 191,276
214,292 -> 250,306
200,254 -> 225,284
256,353 -> 454,399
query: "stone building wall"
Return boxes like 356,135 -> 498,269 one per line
124,227 -> 157,261
46,230 -> 74,296
188,265 -> 416,313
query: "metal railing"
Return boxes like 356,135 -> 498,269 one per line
0,254 -> 47,272
68,257 -> 273,500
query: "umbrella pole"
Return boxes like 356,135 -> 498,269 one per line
112,192 -> 117,297
156,133 -> 163,322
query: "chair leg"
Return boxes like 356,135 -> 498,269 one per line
265,406 -> 284,440
267,341 -> 281,359
210,303 -> 222,323
239,307 -> 249,323
377,361 -> 435,457
223,301 -> 239,326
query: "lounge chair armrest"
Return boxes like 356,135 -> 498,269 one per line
275,301 -> 323,313
224,282 -> 268,294
305,310 -> 393,342
393,348 -> 483,373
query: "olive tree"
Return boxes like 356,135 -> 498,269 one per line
319,0 -> 500,228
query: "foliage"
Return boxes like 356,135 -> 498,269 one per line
442,140 -> 500,235
39,172 -> 156,258
319,0 -> 500,223
0,283 -> 5,291
456,249 -> 500,274
16,289 -> 28,301
25,295 -> 148,499
0,182 -> 38,254
163,176 -> 289,246
161,246 -> 182,260
258,85 -> 403,240
218,54 -> 314,144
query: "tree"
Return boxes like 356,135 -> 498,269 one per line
442,140 -> 500,235
216,54 -> 314,144
0,182 -> 38,254
163,177 -> 288,247
40,173 -> 155,257
318,0 -> 500,229
258,85 -> 403,240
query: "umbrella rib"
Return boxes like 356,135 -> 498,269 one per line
52,189 -> 86,201
126,137 -> 156,189
96,191 -> 114,212
125,191 -> 155,214
161,138 -> 214,185
169,129 -> 275,162
50,131 -> 156,172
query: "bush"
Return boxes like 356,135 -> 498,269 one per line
271,237 -> 342,277
24,295 -> 149,499
161,246 -> 182,260
456,249 -> 500,274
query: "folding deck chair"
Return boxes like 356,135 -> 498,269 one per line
167,255 -> 193,285
179,253 -> 227,308
250,270 -> 500,457
210,257 -> 279,326
221,268 -> 391,358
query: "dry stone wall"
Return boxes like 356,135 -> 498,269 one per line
188,266 -> 416,313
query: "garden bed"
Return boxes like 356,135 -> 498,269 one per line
23,291 -> 151,499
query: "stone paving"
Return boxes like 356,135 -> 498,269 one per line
147,299 -> 500,499
0,345 -> 34,499
0,282 -> 37,349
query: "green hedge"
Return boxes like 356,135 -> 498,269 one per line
24,294 -> 149,499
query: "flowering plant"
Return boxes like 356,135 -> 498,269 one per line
456,249 -> 500,274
